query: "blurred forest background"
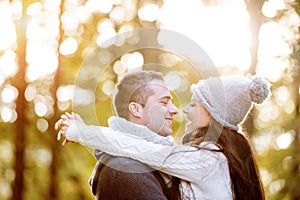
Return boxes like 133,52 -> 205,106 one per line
0,0 -> 300,199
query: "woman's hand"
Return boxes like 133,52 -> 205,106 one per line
55,112 -> 77,146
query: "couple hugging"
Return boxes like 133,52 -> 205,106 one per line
56,70 -> 269,200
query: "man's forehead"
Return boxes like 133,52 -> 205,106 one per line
147,80 -> 172,99
147,79 -> 167,88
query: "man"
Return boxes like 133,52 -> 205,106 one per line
56,70 -> 179,199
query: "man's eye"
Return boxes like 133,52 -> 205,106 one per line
161,101 -> 168,105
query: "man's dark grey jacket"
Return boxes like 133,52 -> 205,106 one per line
89,153 -> 171,200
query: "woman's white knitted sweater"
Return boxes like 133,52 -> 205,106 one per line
66,117 -> 233,200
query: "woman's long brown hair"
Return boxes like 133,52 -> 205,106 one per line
179,121 -> 266,200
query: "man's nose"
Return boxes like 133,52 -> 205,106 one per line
169,103 -> 179,115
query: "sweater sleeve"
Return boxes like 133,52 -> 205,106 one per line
66,120 -> 227,184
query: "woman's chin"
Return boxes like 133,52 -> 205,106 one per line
185,125 -> 193,134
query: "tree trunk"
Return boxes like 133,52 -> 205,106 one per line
48,0 -> 65,199
245,0 -> 265,75
242,0 -> 265,135
291,76 -> 300,200
12,15 -> 27,200
290,26 -> 300,199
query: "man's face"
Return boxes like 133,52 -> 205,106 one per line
139,81 -> 179,137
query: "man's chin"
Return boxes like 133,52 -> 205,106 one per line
157,130 -> 172,137
161,129 -> 173,137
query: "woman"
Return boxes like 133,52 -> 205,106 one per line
58,75 -> 269,199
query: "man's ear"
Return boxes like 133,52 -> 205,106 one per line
128,102 -> 143,117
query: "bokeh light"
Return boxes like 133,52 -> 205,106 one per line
27,2 -> 42,16
257,101 -> 279,123
283,99 -> 295,114
59,37 -> 78,55
102,80 -> 115,96
158,0 -> 251,71
262,0 -> 286,18
274,86 -> 289,106
164,71 -> 182,90
253,131 -> 273,155
0,50 -> 18,78
73,87 -> 94,106
25,85 -> 37,102
113,60 -> 126,75
37,118 -> 49,132
1,85 -> 18,104
119,24 -> 134,37
56,85 -> 74,102
99,52 -> 114,67
34,102 -> 48,117
120,52 -> 144,70
109,6 -> 125,25
138,3 -> 159,22
0,2 -> 17,51
269,179 -> 285,195
97,28 -> 116,48
1,107 -> 16,123
26,147 -> 52,167
26,44 -> 58,82
275,131 -> 294,150
159,53 -> 182,67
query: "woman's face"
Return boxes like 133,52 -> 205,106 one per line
183,94 -> 211,133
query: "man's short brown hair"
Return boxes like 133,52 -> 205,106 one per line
113,70 -> 164,120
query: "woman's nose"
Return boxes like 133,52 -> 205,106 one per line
182,106 -> 188,114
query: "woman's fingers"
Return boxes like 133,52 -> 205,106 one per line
57,130 -> 63,141
55,112 -> 77,145
65,112 -> 75,119
55,118 -> 63,130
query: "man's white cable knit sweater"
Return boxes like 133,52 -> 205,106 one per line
66,117 -> 233,199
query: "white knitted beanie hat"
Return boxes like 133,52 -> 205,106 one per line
191,75 -> 270,131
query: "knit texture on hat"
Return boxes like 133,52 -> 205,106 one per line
192,75 -> 270,131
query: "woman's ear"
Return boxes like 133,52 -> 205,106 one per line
128,102 -> 143,117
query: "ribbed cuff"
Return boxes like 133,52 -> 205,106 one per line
66,120 -> 83,142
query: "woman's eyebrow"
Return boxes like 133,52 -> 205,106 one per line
190,99 -> 197,103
